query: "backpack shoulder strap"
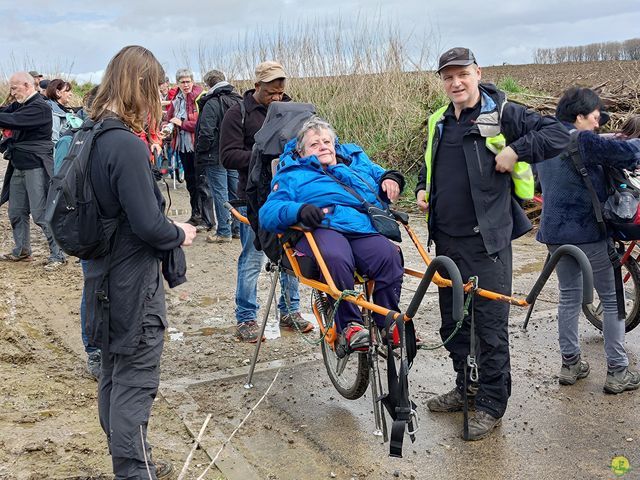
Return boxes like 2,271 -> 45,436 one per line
566,130 -> 605,231
239,99 -> 246,128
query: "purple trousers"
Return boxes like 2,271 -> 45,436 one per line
295,229 -> 404,332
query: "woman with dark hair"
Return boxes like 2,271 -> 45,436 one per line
44,79 -> 79,144
537,87 -> 640,394
85,45 -> 196,478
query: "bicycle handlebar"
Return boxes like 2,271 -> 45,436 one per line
406,255 -> 464,322
525,244 -> 594,306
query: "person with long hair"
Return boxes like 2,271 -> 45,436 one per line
85,45 -> 196,478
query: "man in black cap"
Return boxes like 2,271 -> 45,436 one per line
415,47 -> 569,440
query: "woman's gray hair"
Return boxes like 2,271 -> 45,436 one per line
175,68 -> 194,82
296,116 -> 337,155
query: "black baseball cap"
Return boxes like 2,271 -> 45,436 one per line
437,47 -> 477,73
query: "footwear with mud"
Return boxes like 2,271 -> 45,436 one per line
279,312 -> 313,333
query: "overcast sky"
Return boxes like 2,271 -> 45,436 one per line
2,0 -> 639,83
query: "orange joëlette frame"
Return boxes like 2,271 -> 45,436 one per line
227,206 -> 529,331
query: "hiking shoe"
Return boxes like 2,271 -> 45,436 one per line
196,223 -> 212,232
279,312 -> 313,333
427,387 -> 476,413
232,232 -> 241,240
343,322 -> 370,352
465,410 -> 502,441
382,323 -> 423,349
154,458 -> 173,479
86,351 -> 101,380
206,234 -> 232,244
558,359 -> 590,385
1,252 -> 32,262
185,216 -> 202,227
44,258 -> 66,271
604,367 -> 640,394
236,320 -> 264,343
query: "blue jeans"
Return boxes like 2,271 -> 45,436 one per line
235,206 -> 300,323
80,260 -> 99,354
204,165 -> 240,238
548,241 -> 628,370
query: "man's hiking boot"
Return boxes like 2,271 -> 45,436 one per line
465,410 -> 502,441
1,251 -> 32,262
86,351 -> 102,380
604,367 -> 640,394
279,312 -> 313,333
206,234 -> 232,244
558,359 -> 590,385
427,387 -> 476,413
154,458 -> 173,479
44,258 -> 66,271
236,320 -> 264,343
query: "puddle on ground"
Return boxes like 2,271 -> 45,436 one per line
515,260 -> 547,275
166,314 -> 317,342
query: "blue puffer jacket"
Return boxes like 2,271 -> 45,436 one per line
537,125 -> 640,245
259,140 -> 394,234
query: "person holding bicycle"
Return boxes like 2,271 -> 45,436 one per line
537,87 -> 640,394
259,116 -> 405,353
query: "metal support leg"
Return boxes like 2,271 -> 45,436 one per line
244,266 -> 280,389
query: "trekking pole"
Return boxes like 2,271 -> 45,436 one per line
244,263 -> 280,389
522,252 -> 550,330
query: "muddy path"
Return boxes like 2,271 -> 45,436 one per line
1,175 -> 639,479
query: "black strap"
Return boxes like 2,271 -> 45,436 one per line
380,311 -> 417,458
610,243 -> 627,320
566,130 -> 606,233
463,293 -> 476,441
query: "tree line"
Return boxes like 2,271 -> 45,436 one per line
533,38 -> 640,64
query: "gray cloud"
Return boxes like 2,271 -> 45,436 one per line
1,0 -> 639,81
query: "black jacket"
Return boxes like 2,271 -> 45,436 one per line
194,84 -> 241,168
84,123 -> 185,354
416,83 -> 569,254
0,93 -> 54,206
219,89 -> 291,201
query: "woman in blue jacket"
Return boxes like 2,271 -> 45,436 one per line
537,87 -> 640,394
260,117 -> 404,353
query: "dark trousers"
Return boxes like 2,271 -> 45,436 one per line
181,151 -> 213,227
434,231 -> 512,419
98,315 -> 164,479
295,229 -> 403,331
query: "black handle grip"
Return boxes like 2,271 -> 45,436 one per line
526,244 -> 594,306
406,255 -> 464,322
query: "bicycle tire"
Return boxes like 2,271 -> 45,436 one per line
582,255 -> 640,333
314,290 -> 369,400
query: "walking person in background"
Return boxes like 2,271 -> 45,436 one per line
195,69 -> 241,243
166,68 -> 213,230
537,88 -> 640,394
44,79 -> 82,146
220,61 -> 311,342
85,45 -> 196,479
0,71 -> 66,270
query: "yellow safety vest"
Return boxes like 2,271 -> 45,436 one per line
423,104 -> 534,219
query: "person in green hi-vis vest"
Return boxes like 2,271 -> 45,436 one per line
415,47 -> 569,441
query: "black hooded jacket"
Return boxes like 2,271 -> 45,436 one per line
194,84 -> 242,168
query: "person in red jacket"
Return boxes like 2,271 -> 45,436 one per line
165,69 -> 212,228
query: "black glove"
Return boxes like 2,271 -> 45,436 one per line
298,204 -> 325,228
